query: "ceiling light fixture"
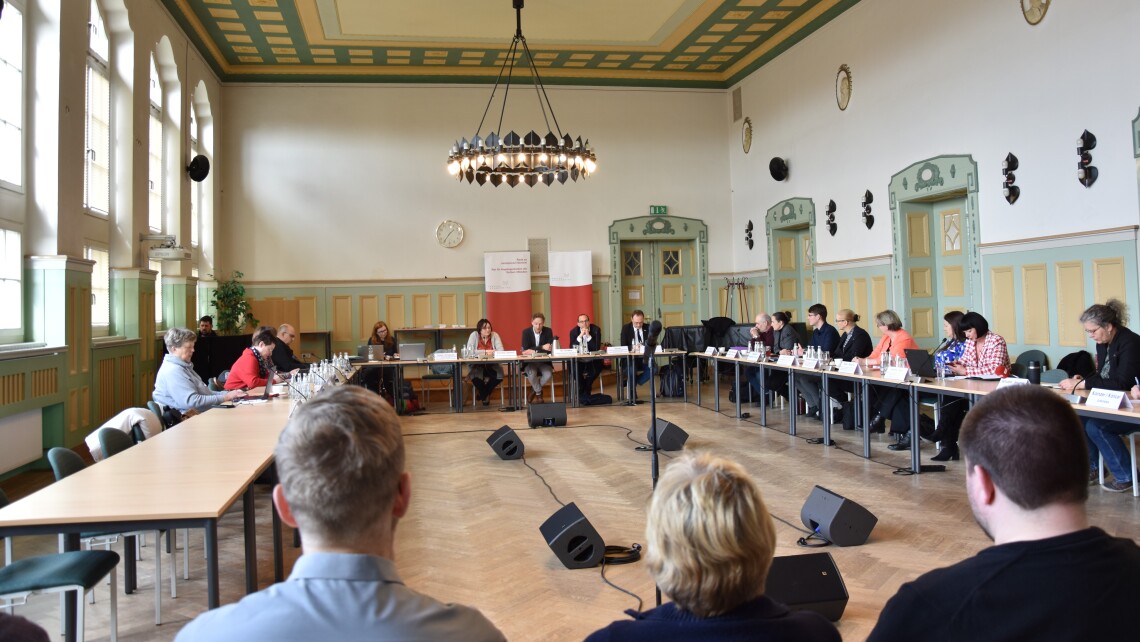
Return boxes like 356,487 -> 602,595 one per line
447,0 -> 596,187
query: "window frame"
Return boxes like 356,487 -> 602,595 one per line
84,243 -> 110,338
0,0 -> 27,193
0,227 -> 24,343
84,0 -> 112,219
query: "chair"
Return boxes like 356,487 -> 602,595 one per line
47,448 -> 176,625
0,550 -> 120,642
207,377 -> 222,391
1011,349 -> 1048,378
421,351 -> 454,405
97,429 -> 134,460
217,369 -> 230,385
1040,368 -> 1067,384
1,490 -> 12,565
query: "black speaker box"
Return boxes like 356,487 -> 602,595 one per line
765,552 -> 849,622
800,485 -> 877,547
486,425 -> 524,460
539,502 -> 604,569
528,402 -> 567,428
646,418 -> 688,451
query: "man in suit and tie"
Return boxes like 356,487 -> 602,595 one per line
619,309 -> 653,400
568,313 -> 603,398
521,312 -> 554,404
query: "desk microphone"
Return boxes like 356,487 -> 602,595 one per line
932,337 -> 951,354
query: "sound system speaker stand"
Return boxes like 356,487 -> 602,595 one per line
528,402 -> 567,428
800,485 -> 878,547
765,552 -> 849,621
486,425 -> 524,460
539,502 -> 604,569
647,418 -> 688,451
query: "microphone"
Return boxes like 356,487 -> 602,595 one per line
932,337 -> 951,354
644,320 -> 663,368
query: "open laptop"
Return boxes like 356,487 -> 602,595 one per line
904,348 -> 938,378
398,342 -> 427,361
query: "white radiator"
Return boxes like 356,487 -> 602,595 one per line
0,409 -> 43,474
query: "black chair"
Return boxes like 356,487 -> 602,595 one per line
97,429 -> 134,460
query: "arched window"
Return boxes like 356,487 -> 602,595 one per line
84,0 -> 111,216
0,0 -> 25,189
148,53 -> 163,232
190,103 -> 199,247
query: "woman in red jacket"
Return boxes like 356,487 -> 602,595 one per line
224,326 -> 283,390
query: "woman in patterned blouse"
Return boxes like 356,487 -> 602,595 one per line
929,311 -> 967,461
935,312 -> 1010,461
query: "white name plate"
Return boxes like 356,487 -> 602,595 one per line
746,351 -> 763,363
726,349 -> 740,359
433,352 -> 458,362
493,350 -> 518,359
802,358 -> 820,370
883,366 -> 911,382
553,349 -> 578,357
606,346 -> 630,355
996,378 -> 1027,389
776,354 -> 796,367
837,360 -> 862,375
704,347 -> 717,356
1086,388 -> 1134,410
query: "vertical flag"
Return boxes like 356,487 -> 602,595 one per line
484,252 -> 532,351
549,251 -> 594,341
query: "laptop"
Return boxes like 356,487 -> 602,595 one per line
398,342 -> 427,361
904,348 -> 938,378
355,345 -> 374,359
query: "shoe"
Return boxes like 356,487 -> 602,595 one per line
887,436 -> 912,451
482,399 -> 490,407
1089,470 -> 1100,486
868,414 -> 887,434
1101,479 -> 1133,493
927,427 -> 945,443
806,406 -> 820,419
931,444 -> 959,461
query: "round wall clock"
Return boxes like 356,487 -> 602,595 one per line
435,220 -> 465,248
742,117 -> 753,154
1021,0 -> 1050,25
836,64 -> 852,111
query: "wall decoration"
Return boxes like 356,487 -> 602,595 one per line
836,64 -> 852,111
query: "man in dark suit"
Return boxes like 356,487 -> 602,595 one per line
568,313 -> 603,398
619,309 -> 654,399
272,324 -> 309,374
520,312 -> 554,403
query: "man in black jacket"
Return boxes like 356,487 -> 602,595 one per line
521,313 -> 554,403
272,324 -> 309,375
619,309 -> 653,399
568,313 -> 603,397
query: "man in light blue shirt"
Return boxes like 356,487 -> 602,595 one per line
175,386 -> 504,642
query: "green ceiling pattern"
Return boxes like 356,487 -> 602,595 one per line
161,0 -> 861,88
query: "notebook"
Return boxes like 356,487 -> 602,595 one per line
398,343 -> 427,361
904,348 -> 938,378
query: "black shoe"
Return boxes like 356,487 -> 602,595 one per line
806,406 -> 820,419
868,414 -> 886,433
931,444 -> 959,461
926,427 -> 945,443
482,399 -> 491,407
887,436 -> 912,451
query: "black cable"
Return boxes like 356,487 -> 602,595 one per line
600,546 -> 644,613
770,514 -> 812,536
796,531 -> 832,548
521,454 -> 566,508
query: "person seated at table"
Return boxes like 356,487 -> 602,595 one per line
859,310 -> 920,447
568,313 -> 604,397
362,321 -> 399,396
224,326 -> 285,391
923,311 -> 968,457
464,319 -> 504,406
1058,300 -> 1140,492
154,327 -> 246,419
620,309 -> 654,398
272,323 -> 308,375
830,309 -> 874,430
796,303 -> 842,422
197,315 -> 216,337
934,311 -> 1009,461
733,313 -> 774,403
174,386 -> 505,642
867,385 -> 1140,641
584,452 -> 840,642
521,312 -> 554,404
747,311 -> 797,402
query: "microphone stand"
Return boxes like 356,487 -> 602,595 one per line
643,326 -> 663,607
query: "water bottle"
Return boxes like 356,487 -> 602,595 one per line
367,345 -> 375,361
552,336 -> 560,351
1027,360 -> 1042,385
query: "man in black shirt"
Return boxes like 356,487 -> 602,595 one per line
868,386 -> 1140,641
272,324 -> 308,374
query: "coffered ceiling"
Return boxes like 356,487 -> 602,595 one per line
160,0 -> 861,88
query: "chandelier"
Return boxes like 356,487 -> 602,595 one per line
447,0 -> 597,187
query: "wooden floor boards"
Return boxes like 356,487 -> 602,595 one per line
3,383 -> 1138,641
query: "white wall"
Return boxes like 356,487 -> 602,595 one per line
219,85 -> 731,281
729,0 -> 1140,272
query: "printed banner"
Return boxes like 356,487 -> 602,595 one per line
549,250 -> 594,342
484,252 -> 532,351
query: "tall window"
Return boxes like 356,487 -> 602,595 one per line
189,104 -> 199,246
148,55 -> 163,232
150,259 -> 163,327
85,245 -> 109,335
0,228 -> 22,334
0,1 -> 25,188
84,0 -> 111,215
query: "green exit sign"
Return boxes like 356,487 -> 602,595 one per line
649,205 -> 668,216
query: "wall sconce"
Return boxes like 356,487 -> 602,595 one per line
1002,153 -> 1020,204
1077,129 -> 1097,187
744,220 -> 754,250
861,190 -> 874,229
769,157 -> 788,181
826,200 -> 837,236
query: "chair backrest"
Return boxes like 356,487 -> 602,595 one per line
428,350 -> 455,376
208,377 -> 222,391
1041,368 -> 1068,384
1015,349 -> 1048,368
98,428 -> 134,459
131,423 -> 147,443
218,369 -> 230,384
0,488 -> 9,508
47,447 -> 86,481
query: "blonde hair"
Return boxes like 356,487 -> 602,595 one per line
646,452 -> 777,617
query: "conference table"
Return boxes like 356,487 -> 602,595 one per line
0,394 -> 292,642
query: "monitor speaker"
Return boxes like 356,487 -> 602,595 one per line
647,418 -> 688,451
800,485 -> 877,547
528,402 -> 567,428
765,552 -> 849,622
539,502 -> 604,569
486,425 -> 524,460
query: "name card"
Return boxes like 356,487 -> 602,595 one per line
882,366 -> 911,382
837,360 -> 862,375
746,351 -> 763,363
1086,388 -> 1134,410
776,354 -> 796,367
553,349 -> 578,357
433,352 -> 458,362
802,357 -> 820,370
704,347 -> 717,356
493,350 -> 518,359
726,349 -> 740,359
607,346 -> 630,355
996,378 -> 1027,389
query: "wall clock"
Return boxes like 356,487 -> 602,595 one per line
1021,0 -> 1050,25
435,220 -> 465,248
836,64 -> 852,111
742,117 -> 753,154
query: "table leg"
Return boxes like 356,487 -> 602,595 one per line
909,385 -> 921,473
734,361 -> 742,418
759,363 -> 768,427
124,534 -> 137,593
243,487 -> 258,593
272,498 -> 284,582
682,354 -> 689,404
862,380 -> 871,459
788,370 -> 797,436
63,532 -> 79,642
713,358 -> 721,413
822,373 -> 831,445
205,519 -> 219,608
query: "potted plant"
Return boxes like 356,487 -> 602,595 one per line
210,270 -> 259,335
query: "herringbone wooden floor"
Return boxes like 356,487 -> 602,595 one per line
4,381 -> 1139,641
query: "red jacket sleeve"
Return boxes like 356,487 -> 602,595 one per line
224,349 -> 268,390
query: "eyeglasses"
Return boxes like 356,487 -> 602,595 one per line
1084,326 -> 1101,335
835,319 -> 847,323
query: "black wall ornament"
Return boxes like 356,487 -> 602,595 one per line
826,200 -> 837,236
744,220 -> 754,249
861,190 -> 874,229
769,157 -> 788,182
1077,130 -> 1097,188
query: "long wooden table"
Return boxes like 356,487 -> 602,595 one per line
0,396 -> 292,642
